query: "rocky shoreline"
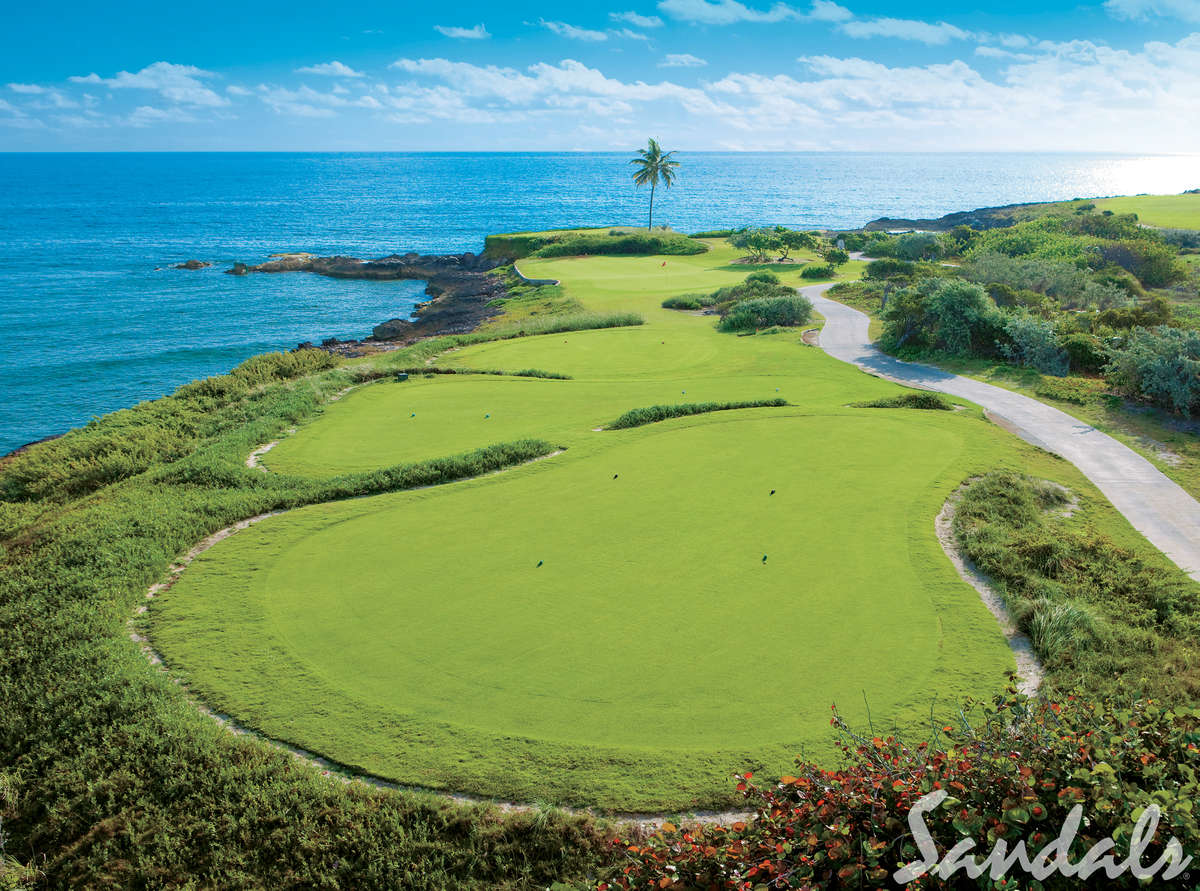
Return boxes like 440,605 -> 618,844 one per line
225,250 -> 512,355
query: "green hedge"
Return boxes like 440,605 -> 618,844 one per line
718,296 -> 813,332
534,232 -> 707,258
605,399 -> 788,429
851,392 -> 952,410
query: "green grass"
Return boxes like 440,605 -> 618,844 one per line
1095,193 -> 1200,230
149,238 -> 1143,812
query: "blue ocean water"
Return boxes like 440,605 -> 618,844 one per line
1,151 -> 1198,455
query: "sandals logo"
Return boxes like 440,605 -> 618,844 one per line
894,790 -> 1192,883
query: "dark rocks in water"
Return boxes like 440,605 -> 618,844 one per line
238,249 -> 512,348
174,259 -> 211,270
863,205 -> 1021,232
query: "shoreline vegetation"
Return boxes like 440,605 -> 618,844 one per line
4,191 -> 1200,887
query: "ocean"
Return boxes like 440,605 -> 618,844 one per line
1,151 -> 1198,454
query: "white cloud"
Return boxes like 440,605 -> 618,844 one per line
660,53 -> 708,66
295,61 -> 364,77
613,27 -> 652,40
539,19 -> 609,40
434,23 -> 491,39
68,62 -> 228,107
226,85 -> 252,96
1105,0 -> 1200,21
840,17 -> 973,44
610,10 -> 665,26
658,0 -> 799,23
808,0 -> 853,21
7,83 -> 46,94
126,105 -> 198,127
657,0 -> 849,24
975,45 -> 1034,60
256,84 -> 350,117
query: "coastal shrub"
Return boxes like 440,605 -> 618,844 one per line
605,399 -> 787,429
688,228 -> 737,238
851,392 -> 952,410
880,279 -> 1004,356
608,695 -> 1200,891
533,231 -> 706,258
718,295 -> 813,332
1060,332 -> 1109,374
953,471 -> 1200,696
863,257 -> 915,280
1099,238 -> 1183,287
821,247 -> 849,267
703,272 -> 794,310
799,262 -> 834,279
1104,325 -> 1200,415
999,314 -> 1069,376
962,251 -> 1130,310
661,294 -> 714,310
1097,295 -> 1174,330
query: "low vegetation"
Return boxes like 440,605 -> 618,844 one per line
609,694 -> 1200,889
718,295 -> 813,332
953,472 -> 1200,700
484,227 -> 705,260
605,399 -> 788,429
851,392 -> 952,410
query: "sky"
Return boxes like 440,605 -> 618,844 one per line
3,0 -> 1200,151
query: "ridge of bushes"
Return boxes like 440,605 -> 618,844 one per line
604,399 -> 788,430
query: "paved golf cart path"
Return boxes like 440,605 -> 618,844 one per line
803,282 -> 1200,582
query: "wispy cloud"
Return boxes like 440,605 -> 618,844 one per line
295,61 -> 364,77
434,23 -> 491,39
840,17 -> 973,44
1104,0 -> 1200,20
660,53 -> 708,66
658,0 -> 849,24
68,62 -> 228,107
539,19 -> 609,40
610,10 -> 665,27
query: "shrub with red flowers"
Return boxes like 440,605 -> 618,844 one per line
603,690 -> 1200,889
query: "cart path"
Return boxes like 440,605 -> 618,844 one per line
803,282 -> 1200,582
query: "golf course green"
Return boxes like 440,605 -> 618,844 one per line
151,238 -> 1109,810
1095,192 -> 1200,229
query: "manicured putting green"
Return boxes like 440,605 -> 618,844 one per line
154,411 -> 1018,809
1096,193 -> 1200,230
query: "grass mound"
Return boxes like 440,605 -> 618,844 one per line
605,399 -> 788,429
852,392 -> 953,410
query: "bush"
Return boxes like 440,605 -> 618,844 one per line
660,295 -> 702,310
880,279 -> 1003,357
606,399 -> 788,429
851,392 -> 952,410
1105,325 -> 1200,415
1099,239 -> 1183,287
533,232 -> 707,258
1000,314 -> 1069,376
963,251 -> 1130,310
1060,332 -> 1109,374
718,296 -> 813,332
609,695 -> 1200,890
799,263 -> 834,279
702,272 -> 794,309
863,258 -> 915,280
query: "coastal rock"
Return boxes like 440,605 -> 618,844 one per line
235,249 -> 514,346
174,259 -> 211,270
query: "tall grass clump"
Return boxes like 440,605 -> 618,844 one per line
605,399 -> 787,429
851,392 -> 952,410
533,231 -> 706,258
952,471 -> 1200,699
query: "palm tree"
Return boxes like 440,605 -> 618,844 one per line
629,138 -> 679,231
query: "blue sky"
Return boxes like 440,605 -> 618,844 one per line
3,0 -> 1200,150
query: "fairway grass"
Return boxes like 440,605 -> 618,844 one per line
1096,193 -> 1200,229
150,240 -> 1124,810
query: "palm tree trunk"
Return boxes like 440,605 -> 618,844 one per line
647,181 -> 655,231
